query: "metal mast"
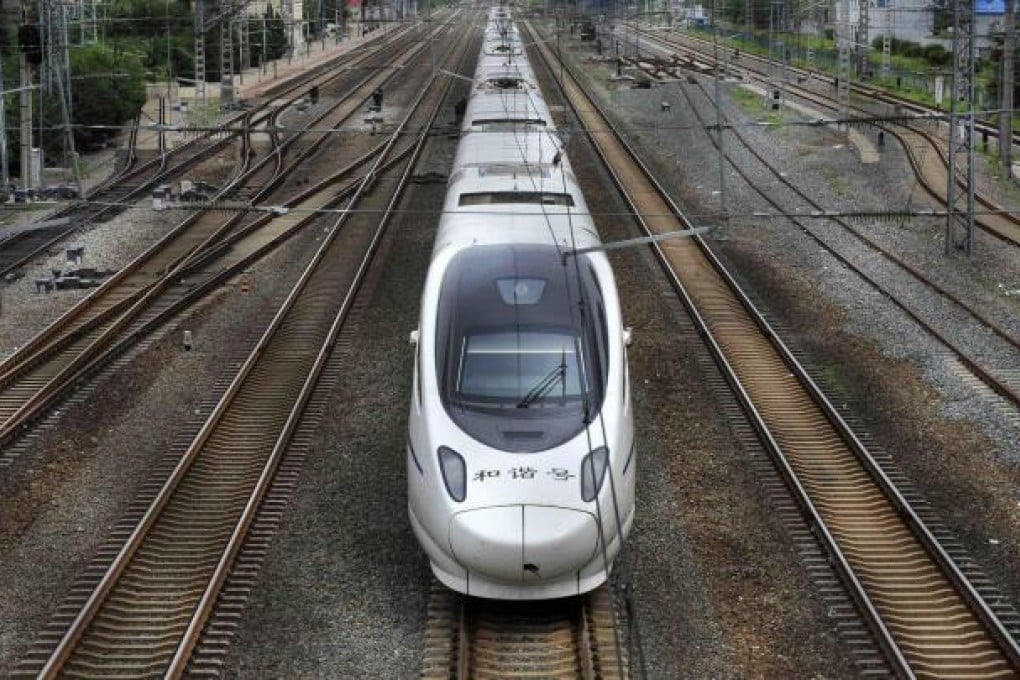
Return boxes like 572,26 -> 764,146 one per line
946,0 -> 976,255
712,0 -> 726,215
19,1 -> 34,191
837,0 -> 851,133
55,1 -> 81,196
282,0 -> 294,61
0,42 -> 8,193
239,12 -> 249,80
194,0 -> 206,107
856,0 -> 869,77
220,9 -> 234,109
999,0 -> 1015,173
767,1 -> 785,110
881,0 -> 892,78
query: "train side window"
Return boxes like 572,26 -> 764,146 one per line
458,191 -> 574,207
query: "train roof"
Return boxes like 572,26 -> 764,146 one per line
476,58 -> 535,82
463,92 -> 550,129
434,211 -> 601,253
454,129 -> 564,166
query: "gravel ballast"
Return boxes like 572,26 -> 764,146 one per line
2,14 -> 1020,678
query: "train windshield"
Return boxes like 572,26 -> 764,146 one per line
436,244 -> 609,452
458,330 -> 583,404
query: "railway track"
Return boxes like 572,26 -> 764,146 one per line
582,25 -> 1020,429
10,13 -> 476,677
626,27 -> 1020,249
527,19 -> 1020,678
628,58 -> 1020,419
420,584 -> 629,679
0,18 -> 456,459
584,26 -> 1020,422
0,22 -> 418,280
626,25 -> 1020,149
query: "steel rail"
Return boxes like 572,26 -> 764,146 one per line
0,144 -> 414,466
0,23 -> 420,279
630,28 -> 1020,247
167,40 -> 457,674
636,25 -> 1020,148
0,16 -> 447,385
658,76 -> 1020,414
0,22 -> 453,449
528,19 -> 1020,677
32,20 -> 469,677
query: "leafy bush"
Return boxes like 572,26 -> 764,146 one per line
921,43 -> 951,66
70,44 -> 147,150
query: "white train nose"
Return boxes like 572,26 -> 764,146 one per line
449,506 -> 599,582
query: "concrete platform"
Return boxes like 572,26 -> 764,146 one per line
740,83 -> 880,165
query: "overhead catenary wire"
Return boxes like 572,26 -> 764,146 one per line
516,20 -> 631,677
55,197 -> 1013,221
12,107 -> 1003,136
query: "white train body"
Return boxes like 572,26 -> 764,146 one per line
407,7 -> 636,600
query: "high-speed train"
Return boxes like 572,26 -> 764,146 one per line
407,6 -> 635,600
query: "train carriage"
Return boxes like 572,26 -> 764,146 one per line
407,6 -> 636,600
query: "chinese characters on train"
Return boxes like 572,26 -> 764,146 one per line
472,467 -> 576,482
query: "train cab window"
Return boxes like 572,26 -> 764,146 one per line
470,118 -> 547,130
457,331 -> 583,403
436,244 -> 608,452
458,192 -> 574,207
476,164 -> 551,180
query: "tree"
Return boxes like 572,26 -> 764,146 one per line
66,44 -> 147,151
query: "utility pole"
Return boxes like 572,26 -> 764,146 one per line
999,0 -> 1015,175
220,11 -> 234,109
282,0 -> 293,62
767,1 -> 785,110
0,45 -> 8,194
712,0 -> 726,216
55,2 -> 81,196
20,2 -> 34,191
856,0 -> 869,78
194,0 -> 206,108
947,0 -> 976,255
882,0 -> 892,78
238,12 -> 249,84
837,0 -> 851,134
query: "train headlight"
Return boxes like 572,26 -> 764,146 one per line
580,447 -> 609,502
438,446 -> 467,502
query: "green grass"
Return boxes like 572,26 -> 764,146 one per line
684,26 -> 1009,127
821,166 -> 850,196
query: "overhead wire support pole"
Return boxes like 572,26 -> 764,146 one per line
767,0 -> 785,111
55,1 -> 82,197
857,0 -> 870,78
220,6 -> 235,110
0,43 -> 8,194
882,0 -> 892,78
20,1 -> 35,192
195,0 -> 206,109
837,0 -> 851,135
999,0 -> 1015,175
946,0 -> 976,255
712,0 -> 727,216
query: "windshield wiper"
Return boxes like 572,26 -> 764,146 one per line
517,350 -> 567,408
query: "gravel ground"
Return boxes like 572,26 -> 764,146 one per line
0,213 -> 323,672
220,22 -> 856,676
2,13 -> 1019,679
554,22 -> 1020,638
